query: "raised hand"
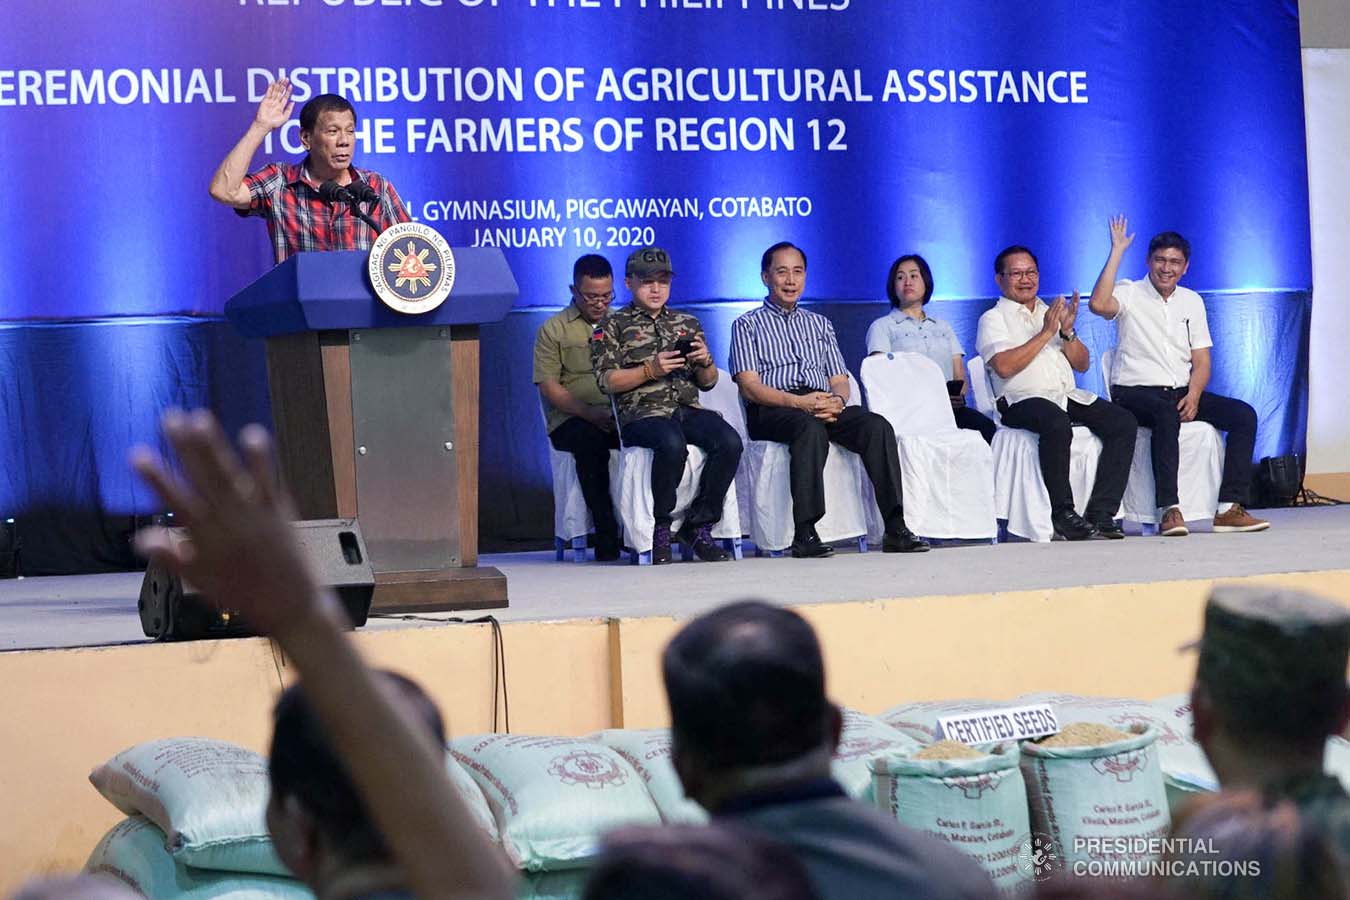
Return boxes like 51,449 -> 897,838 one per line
254,79 -> 294,132
1109,214 -> 1135,254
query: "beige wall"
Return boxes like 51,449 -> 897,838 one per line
1302,0 -> 1350,49
8,570 -> 1350,890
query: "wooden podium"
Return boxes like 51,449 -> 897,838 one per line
224,249 -> 516,613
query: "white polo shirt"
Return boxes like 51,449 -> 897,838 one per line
1108,277 -> 1212,389
976,296 -> 1098,410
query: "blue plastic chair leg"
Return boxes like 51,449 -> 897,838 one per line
856,536 -> 868,553
554,537 -> 565,562
571,536 -> 588,563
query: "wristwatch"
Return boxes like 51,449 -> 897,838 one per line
1059,328 -> 1078,343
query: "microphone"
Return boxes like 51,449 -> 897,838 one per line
318,179 -> 382,234
346,180 -> 379,206
318,180 -> 356,205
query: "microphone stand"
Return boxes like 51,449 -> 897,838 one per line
347,200 -> 382,235
319,179 -> 384,235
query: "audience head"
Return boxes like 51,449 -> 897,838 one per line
570,254 -> 615,323
886,254 -> 934,308
994,245 -> 1040,304
662,601 -> 841,810
266,670 -> 446,884
583,823 -> 819,900
1189,584 -> 1350,785
760,242 -> 808,309
1165,789 -> 1347,900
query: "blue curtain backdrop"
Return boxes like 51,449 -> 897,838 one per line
0,0 -> 1312,570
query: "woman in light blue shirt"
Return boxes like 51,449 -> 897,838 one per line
864,254 -> 996,443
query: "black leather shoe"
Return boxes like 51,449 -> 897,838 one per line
882,526 -> 930,553
1090,519 -> 1125,540
678,523 -> 729,562
652,524 -> 673,565
594,532 -> 621,562
1051,510 -> 1097,541
790,528 -> 834,559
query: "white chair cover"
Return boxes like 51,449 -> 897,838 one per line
697,370 -> 753,536
610,383 -> 742,555
968,355 -> 1107,542
542,406 -> 619,555
860,353 -> 996,540
724,370 -> 869,553
549,445 -> 592,542
1100,350 -> 1225,525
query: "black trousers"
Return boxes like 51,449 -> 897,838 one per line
548,415 -> 621,538
998,396 -> 1137,522
954,405 -> 997,444
1110,386 -> 1256,508
621,406 -> 743,529
746,402 -> 905,532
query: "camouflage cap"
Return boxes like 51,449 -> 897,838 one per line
1193,584 -> 1350,738
625,246 -> 675,279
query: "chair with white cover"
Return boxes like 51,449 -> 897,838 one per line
609,394 -> 743,565
542,409 -> 619,563
967,355 -> 1107,542
1101,349 -> 1224,532
696,369 -> 753,547
860,353 -> 996,541
737,372 -> 870,555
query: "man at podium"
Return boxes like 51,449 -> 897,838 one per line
208,79 -> 410,263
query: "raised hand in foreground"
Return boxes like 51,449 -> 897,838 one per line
131,410 -> 516,900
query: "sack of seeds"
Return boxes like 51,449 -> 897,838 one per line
871,741 -> 1031,894
590,728 -> 706,824
1020,723 -> 1170,870
830,708 -> 922,802
880,698 -> 995,745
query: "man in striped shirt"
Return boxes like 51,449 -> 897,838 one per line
209,79 -> 410,263
729,243 -> 928,558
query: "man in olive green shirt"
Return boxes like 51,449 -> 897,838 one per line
533,254 -> 621,561
1189,584 -> 1350,866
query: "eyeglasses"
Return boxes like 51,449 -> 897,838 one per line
1150,256 -> 1186,268
1002,268 -> 1038,280
576,290 -> 615,303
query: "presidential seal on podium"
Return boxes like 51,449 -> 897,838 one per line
367,222 -> 456,314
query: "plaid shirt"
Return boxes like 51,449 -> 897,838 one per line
237,159 -> 411,263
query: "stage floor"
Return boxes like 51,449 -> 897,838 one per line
1,505 -> 1344,652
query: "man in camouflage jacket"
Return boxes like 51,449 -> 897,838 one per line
591,247 -> 742,564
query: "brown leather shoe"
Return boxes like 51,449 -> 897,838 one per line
1160,507 -> 1189,537
1212,503 -> 1270,533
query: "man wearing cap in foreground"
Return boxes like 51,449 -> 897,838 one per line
1190,583 -> 1350,856
591,247 -> 743,564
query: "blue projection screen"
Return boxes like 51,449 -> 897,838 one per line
0,0 -> 1310,317
0,0 -> 1314,570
